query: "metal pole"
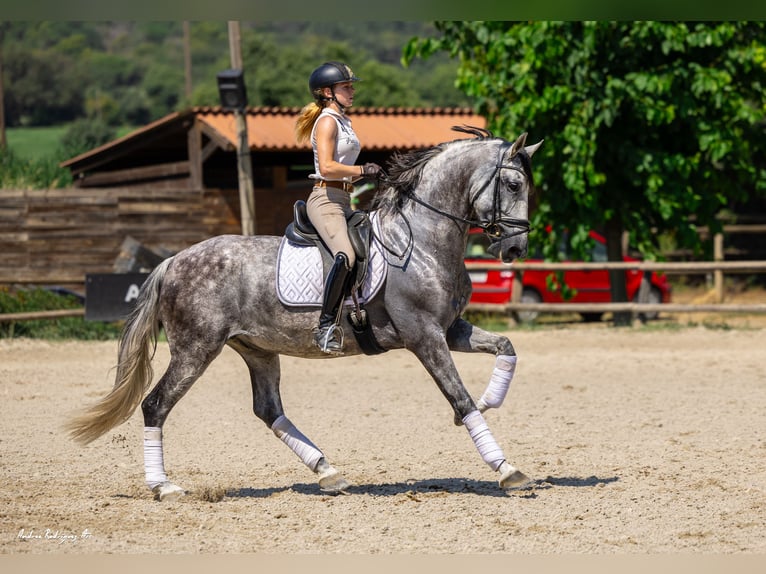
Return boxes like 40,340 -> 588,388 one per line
227,21 -> 256,236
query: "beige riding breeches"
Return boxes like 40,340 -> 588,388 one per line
306,185 -> 357,268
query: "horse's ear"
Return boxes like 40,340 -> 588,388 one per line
524,139 -> 544,158
509,132 -> 528,157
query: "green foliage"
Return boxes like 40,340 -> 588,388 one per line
58,118 -> 117,159
240,35 -> 321,107
0,146 -> 72,189
2,42 -> 86,126
0,22 -> 468,129
0,287 -> 121,339
404,21 -> 766,265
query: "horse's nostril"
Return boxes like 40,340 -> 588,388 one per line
503,245 -> 526,262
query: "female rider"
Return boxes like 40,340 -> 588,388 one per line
295,61 -> 382,354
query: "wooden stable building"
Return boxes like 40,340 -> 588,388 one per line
0,106 -> 486,289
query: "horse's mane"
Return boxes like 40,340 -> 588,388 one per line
371,125 -> 496,212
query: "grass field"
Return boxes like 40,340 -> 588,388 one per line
6,126 -> 68,160
6,125 -> 137,161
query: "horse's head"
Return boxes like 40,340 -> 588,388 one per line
374,127 -> 542,264
471,132 -> 543,262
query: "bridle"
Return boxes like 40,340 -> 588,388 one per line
372,139 -> 531,266
404,140 -> 531,241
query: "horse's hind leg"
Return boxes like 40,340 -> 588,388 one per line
141,352 -> 220,501
230,342 -> 350,494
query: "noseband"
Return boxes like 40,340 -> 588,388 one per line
475,141 -> 531,240
405,141 -> 531,242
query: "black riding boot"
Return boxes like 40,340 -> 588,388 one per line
314,253 -> 351,354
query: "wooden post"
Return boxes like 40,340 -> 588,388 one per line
187,121 -> 202,190
235,112 -> 256,235
714,232 -> 724,303
511,270 -> 523,303
0,26 -> 6,150
183,21 -> 193,101
634,270 -> 652,324
227,21 -> 256,236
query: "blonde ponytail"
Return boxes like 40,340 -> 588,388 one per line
295,102 -> 323,144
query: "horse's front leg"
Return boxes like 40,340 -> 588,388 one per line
446,317 -> 518,415
407,327 -> 529,490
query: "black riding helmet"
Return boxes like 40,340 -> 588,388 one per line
309,61 -> 361,106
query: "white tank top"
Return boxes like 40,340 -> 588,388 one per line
310,108 -> 361,182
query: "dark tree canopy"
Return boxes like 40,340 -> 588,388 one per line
0,21 -> 469,128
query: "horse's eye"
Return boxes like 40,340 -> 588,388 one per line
508,181 -> 520,192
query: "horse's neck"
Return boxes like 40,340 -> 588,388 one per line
404,192 -> 471,262
411,144 -> 480,229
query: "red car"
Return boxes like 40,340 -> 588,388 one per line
465,228 -> 672,323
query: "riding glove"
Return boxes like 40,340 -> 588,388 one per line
362,162 -> 383,177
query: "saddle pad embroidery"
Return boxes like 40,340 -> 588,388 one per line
276,215 -> 387,308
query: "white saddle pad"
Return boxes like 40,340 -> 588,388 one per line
276,215 -> 387,308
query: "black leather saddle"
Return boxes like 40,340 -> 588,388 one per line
284,200 -> 373,290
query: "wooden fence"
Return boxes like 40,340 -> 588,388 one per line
668,225 -> 766,303
0,186 -> 241,287
465,259 -> 766,316
3,259 -> 765,324
0,309 -> 85,323
2,190 -> 765,323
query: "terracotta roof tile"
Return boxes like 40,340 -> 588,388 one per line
195,106 -> 487,152
60,106 -> 487,171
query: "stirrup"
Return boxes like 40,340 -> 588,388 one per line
315,323 -> 344,354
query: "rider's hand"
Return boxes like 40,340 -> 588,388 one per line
361,162 -> 383,177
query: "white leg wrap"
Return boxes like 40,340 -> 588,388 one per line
477,354 -> 517,411
462,410 -> 506,471
271,415 -> 324,472
144,427 -> 168,490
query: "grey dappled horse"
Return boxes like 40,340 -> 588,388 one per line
67,126 -> 543,501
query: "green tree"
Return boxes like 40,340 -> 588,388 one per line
2,44 -> 85,125
58,117 -> 116,159
240,34 -> 318,107
1,22 -> 467,128
236,31 -> 435,109
404,21 -> 766,324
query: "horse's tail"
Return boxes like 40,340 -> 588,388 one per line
66,257 -> 173,445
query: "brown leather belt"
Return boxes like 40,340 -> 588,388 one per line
315,180 -> 353,192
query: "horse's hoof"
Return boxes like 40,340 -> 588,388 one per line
498,463 -> 531,490
152,481 -> 186,501
318,468 -> 351,494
